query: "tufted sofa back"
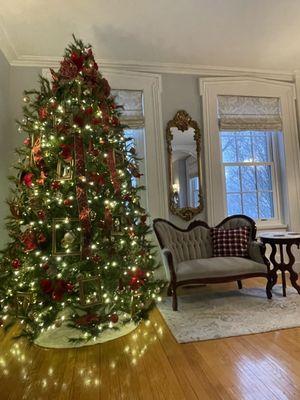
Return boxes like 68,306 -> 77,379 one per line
153,215 -> 256,264
153,219 -> 213,263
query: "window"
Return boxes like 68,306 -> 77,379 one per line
112,89 -> 146,206
217,94 -> 283,224
189,176 -> 199,208
199,77 -> 300,230
221,130 -> 279,220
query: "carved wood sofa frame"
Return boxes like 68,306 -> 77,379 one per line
153,215 -> 273,311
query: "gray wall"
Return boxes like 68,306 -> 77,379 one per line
0,50 -> 11,247
0,65 -> 40,248
161,73 -> 206,226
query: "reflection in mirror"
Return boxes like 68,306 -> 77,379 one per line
171,127 -> 199,208
166,111 -> 203,220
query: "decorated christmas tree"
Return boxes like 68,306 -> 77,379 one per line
0,36 -> 163,343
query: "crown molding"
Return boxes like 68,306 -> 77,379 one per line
10,54 -> 295,82
0,19 -> 18,63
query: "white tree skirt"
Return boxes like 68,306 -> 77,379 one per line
34,316 -> 138,349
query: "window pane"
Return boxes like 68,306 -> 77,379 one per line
227,194 -> 242,215
221,133 -> 237,162
253,132 -> 270,162
258,191 -> 274,218
237,134 -> 252,162
257,165 -> 272,190
242,192 -> 258,219
225,166 -> 240,192
241,166 -> 256,191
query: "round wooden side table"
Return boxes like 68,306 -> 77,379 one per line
260,232 -> 300,297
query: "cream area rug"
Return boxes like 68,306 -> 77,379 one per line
157,286 -> 300,343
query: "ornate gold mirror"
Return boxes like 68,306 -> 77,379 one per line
166,110 -> 203,221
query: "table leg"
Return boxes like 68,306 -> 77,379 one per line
281,271 -> 287,297
269,243 -> 279,290
279,244 -> 286,297
286,243 -> 300,294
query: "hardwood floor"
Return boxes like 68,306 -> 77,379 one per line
1,279 -> 300,399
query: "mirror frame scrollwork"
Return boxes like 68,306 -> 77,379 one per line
166,110 -> 203,221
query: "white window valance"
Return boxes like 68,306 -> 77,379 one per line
218,95 -> 282,131
111,89 -> 144,128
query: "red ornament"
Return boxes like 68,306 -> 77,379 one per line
91,254 -> 101,264
11,259 -> 21,269
59,144 -> 73,162
42,263 -> 49,271
37,233 -> 47,244
22,172 -> 34,187
84,106 -> 93,115
63,198 -> 72,206
37,210 -> 46,220
110,313 -> 119,323
71,51 -> 84,69
38,107 -> 48,120
23,137 -> 31,146
40,279 -> 53,294
129,268 -> 146,290
21,230 -> 37,252
51,181 -> 61,190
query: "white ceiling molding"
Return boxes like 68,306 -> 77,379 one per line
9,55 -> 294,82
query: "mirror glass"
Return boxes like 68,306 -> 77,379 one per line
167,110 -> 203,221
171,127 -> 199,208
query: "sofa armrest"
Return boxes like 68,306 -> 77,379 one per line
248,241 -> 269,266
161,248 -> 177,282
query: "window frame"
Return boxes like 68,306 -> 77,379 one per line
220,130 -> 282,226
199,77 -> 300,231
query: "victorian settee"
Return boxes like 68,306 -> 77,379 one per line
153,215 -> 272,311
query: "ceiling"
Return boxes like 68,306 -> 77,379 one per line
1,0 -> 300,73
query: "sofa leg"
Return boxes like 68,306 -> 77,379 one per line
237,280 -> 243,289
266,276 -> 273,299
167,283 -> 172,296
172,286 -> 178,311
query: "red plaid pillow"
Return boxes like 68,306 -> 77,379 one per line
211,226 -> 250,257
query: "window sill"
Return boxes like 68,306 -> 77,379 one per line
256,223 -> 287,233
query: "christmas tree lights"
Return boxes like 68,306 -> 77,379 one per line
0,36 -> 163,343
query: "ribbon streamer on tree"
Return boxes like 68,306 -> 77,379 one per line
31,137 -> 42,166
73,135 -> 92,257
107,148 -> 121,194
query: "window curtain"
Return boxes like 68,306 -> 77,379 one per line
111,89 -> 144,128
218,95 -> 282,131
